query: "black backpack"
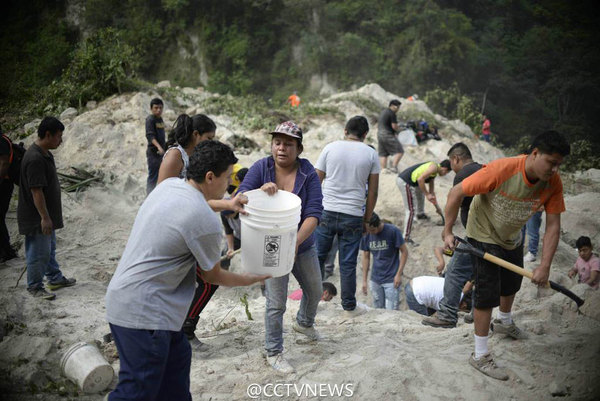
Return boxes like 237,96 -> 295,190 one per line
1,134 -> 26,185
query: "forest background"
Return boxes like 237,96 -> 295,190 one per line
1,0 -> 598,170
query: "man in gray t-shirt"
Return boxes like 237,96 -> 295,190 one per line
315,116 -> 380,315
105,141 -> 268,401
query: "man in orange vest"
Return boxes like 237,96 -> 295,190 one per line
287,91 -> 301,107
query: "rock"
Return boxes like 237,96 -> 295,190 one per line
156,80 -> 171,88
24,119 -> 42,134
24,370 -> 49,390
60,107 -> 78,120
86,100 -> 97,109
548,381 -> 568,396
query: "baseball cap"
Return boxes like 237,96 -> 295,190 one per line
270,121 -> 302,143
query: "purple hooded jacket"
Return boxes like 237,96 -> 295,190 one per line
238,156 -> 323,255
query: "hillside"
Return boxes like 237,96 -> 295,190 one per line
0,83 -> 599,401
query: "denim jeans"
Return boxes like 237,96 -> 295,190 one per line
108,324 -> 192,401
316,210 -> 363,311
405,282 -> 435,316
264,245 -> 322,356
146,149 -> 162,195
370,281 -> 400,310
26,230 -> 64,290
526,211 -> 542,256
324,235 -> 338,277
436,243 -> 473,324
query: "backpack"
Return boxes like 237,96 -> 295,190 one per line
1,134 -> 26,185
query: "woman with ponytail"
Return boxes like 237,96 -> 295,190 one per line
157,113 -> 216,183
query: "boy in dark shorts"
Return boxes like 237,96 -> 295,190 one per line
377,99 -> 404,173
443,131 -> 570,380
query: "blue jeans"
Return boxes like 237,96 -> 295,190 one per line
264,245 -> 322,356
324,235 -> 338,277
316,211 -> 363,311
405,282 -> 435,316
526,211 -> 542,256
108,324 -> 192,401
146,149 -> 162,195
370,281 -> 399,310
437,243 -> 473,324
26,230 -> 64,290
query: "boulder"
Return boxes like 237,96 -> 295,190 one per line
156,80 -> 171,88
60,107 -> 78,120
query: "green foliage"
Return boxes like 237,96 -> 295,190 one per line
240,293 -> 253,321
424,83 -> 482,132
561,139 -> 600,172
42,28 -> 140,112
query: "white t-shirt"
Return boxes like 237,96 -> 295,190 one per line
105,178 -> 222,331
411,276 -> 463,311
315,140 -> 380,217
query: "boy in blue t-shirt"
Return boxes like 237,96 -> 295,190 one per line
360,213 -> 409,310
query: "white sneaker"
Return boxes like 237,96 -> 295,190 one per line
524,252 -> 536,262
267,353 -> 295,373
344,303 -> 368,318
292,322 -> 321,341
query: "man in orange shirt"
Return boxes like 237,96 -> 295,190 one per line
287,91 -> 301,107
443,130 -> 570,380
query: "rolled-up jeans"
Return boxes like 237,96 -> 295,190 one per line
264,245 -> 322,356
26,230 -> 64,290
436,242 -> 473,324
316,210 -> 363,311
370,281 -> 400,310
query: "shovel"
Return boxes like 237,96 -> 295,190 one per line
434,203 -> 445,226
453,236 -> 584,308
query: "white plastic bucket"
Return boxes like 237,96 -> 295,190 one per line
240,189 -> 301,277
60,342 -> 114,394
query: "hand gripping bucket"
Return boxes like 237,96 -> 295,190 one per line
240,189 -> 302,277
60,342 -> 114,393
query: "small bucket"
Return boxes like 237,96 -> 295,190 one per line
60,342 -> 114,394
240,189 -> 302,277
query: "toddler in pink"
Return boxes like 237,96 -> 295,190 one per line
568,236 -> 599,289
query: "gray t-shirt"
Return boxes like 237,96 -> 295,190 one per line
315,140 -> 380,217
105,178 -> 222,331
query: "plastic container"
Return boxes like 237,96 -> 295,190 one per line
60,342 -> 114,394
240,189 -> 301,277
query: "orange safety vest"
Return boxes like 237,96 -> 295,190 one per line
287,94 -> 300,107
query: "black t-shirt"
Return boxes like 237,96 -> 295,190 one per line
17,143 -> 63,235
453,161 -> 482,228
398,162 -> 435,187
377,108 -> 397,135
145,115 -> 166,154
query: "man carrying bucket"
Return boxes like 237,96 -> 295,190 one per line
105,141 -> 269,400
238,121 -> 323,374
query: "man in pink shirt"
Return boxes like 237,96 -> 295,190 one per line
288,282 -> 337,301
481,115 -> 491,143
568,236 -> 599,289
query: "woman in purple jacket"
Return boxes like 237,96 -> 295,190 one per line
238,121 -> 323,374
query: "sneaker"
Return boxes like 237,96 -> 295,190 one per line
266,353 -> 295,374
490,319 -> 528,340
344,303 -> 367,318
292,322 -> 321,341
188,335 -> 209,351
469,352 -> 509,380
405,238 -> 419,247
388,166 -> 398,174
422,315 -> 456,328
523,252 -> 536,262
416,213 -> 430,220
464,311 -> 474,324
47,277 -> 76,290
28,288 -> 56,300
